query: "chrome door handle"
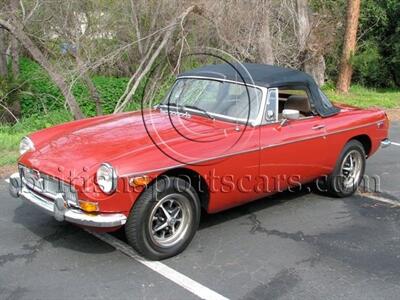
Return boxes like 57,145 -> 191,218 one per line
312,124 -> 325,130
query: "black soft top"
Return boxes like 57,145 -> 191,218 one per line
178,63 -> 340,117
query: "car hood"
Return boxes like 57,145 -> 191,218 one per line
20,109 -> 247,180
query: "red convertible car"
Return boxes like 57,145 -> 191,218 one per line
8,63 -> 390,260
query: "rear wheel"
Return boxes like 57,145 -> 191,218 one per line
326,140 -> 366,197
125,176 -> 200,260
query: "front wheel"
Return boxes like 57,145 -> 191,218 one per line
325,140 -> 366,197
125,177 -> 200,260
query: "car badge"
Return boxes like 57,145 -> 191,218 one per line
32,169 -> 41,180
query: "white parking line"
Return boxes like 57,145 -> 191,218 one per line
391,141 -> 400,146
357,192 -> 400,207
87,230 -> 230,300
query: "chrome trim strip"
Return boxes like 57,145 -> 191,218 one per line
265,88 -> 279,123
124,146 -> 261,177
21,177 -> 60,201
177,75 -> 263,89
259,120 -> 383,150
123,120 -> 384,177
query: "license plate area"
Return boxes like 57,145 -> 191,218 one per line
19,165 -> 78,207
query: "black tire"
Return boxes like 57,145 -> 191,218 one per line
125,176 -> 201,260
325,140 -> 366,197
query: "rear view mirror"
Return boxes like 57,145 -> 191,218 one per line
282,109 -> 300,120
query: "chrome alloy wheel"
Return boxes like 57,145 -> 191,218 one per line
148,194 -> 192,248
340,150 -> 363,189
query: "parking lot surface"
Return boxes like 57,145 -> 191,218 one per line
1,122 -> 399,300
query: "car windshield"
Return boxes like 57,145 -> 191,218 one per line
160,78 -> 263,122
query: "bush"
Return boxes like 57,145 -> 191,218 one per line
0,76 -> 25,123
352,41 -> 393,87
19,58 -> 135,116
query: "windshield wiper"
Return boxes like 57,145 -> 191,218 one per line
160,102 -> 179,108
183,105 -> 215,120
160,103 -> 214,120
159,102 -> 183,111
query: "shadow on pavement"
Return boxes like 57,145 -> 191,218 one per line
12,202 -> 115,254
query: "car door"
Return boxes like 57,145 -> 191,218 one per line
259,87 -> 331,194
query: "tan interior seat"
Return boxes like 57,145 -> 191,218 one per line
284,95 -> 312,116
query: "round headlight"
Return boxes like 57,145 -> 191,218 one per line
19,137 -> 35,155
96,163 -> 117,194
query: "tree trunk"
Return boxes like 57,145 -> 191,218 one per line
84,76 -> 103,115
9,0 -> 19,78
75,55 -> 103,115
130,0 -> 143,58
296,0 -> 310,51
336,0 -> 361,93
0,29 -> 8,77
258,0 -> 274,64
304,54 -> 326,86
296,0 -> 326,86
10,36 -> 19,78
0,18 -> 85,119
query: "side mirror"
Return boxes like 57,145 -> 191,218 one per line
279,109 -> 300,127
282,109 -> 300,120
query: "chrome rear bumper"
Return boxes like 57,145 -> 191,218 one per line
8,173 -> 126,228
381,138 -> 391,148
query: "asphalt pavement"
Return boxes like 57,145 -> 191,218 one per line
1,123 -> 399,300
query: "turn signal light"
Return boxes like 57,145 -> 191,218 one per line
79,201 -> 99,213
129,176 -> 151,187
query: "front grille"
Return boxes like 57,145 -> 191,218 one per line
19,165 -> 78,207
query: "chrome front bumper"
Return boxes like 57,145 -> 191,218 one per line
8,173 -> 127,228
381,138 -> 391,148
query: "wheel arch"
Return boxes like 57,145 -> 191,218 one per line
348,134 -> 372,156
155,167 -> 210,211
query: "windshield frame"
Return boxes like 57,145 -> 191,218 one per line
159,76 -> 267,126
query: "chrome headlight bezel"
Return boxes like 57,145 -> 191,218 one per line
19,137 -> 35,156
96,163 -> 117,194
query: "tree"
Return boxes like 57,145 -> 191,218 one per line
0,29 -> 7,77
258,0 -> 274,64
336,0 -> 361,93
296,0 -> 324,84
0,16 -> 85,119
9,0 -> 19,79
114,5 -> 202,113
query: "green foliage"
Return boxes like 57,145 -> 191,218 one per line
0,77 -> 19,102
311,0 -> 400,88
353,0 -> 400,88
351,41 -> 391,87
92,76 -> 129,113
309,0 -> 346,14
19,58 -> 64,115
322,82 -> 400,109
0,76 -> 24,119
18,58 -> 133,116
0,110 -> 72,166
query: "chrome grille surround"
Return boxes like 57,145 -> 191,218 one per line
18,164 -> 79,207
